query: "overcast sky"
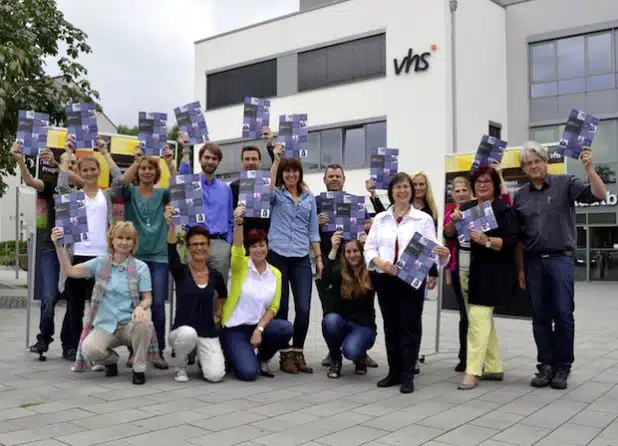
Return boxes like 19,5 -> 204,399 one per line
51,0 -> 298,127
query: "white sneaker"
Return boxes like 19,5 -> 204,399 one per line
91,363 -> 105,372
174,367 -> 189,382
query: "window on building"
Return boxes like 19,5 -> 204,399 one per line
206,59 -> 277,110
211,138 -> 267,180
488,122 -> 502,139
531,120 -> 618,184
529,30 -> 618,122
302,121 -> 387,173
298,34 -> 386,92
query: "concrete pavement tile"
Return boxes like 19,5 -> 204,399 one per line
187,425 -> 274,446
246,399 -> 314,417
249,410 -> 322,432
470,410 -> 524,430
569,409 -> 617,428
490,424 -> 551,446
8,408 -> 94,429
313,425 -> 389,446
131,410 -> 209,430
538,423 -> 601,445
54,424 -> 149,446
376,424 -> 446,446
434,424 -> 500,446
189,410 -> 267,432
70,409 -> 152,430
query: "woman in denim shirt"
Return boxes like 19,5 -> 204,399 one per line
267,145 -> 322,374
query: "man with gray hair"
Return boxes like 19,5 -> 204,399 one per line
514,141 -> 605,390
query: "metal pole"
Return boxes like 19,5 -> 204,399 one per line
435,270 -> 443,354
450,0 -> 459,156
25,231 -> 36,349
15,187 -> 19,279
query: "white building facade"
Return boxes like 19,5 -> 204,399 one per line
194,0 -> 618,281
193,0 -> 508,214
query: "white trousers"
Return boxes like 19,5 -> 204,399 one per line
168,326 -> 225,382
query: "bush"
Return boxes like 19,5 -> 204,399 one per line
0,254 -> 15,267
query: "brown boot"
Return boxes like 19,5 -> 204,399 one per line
293,349 -> 313,374
279,350 -> 299,374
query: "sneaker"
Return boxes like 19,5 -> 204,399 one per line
321,353 -> 332,367
62,348 -> 77,361
550,369 -> 569,390
174,367 -> 189,382
531,364 -> 554,388
29,340 -> 48,354
327,360 -> 342,379
91,363 -> 105,372
354,358 -> 368,375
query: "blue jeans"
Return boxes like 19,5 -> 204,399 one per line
220,320 -> 293,381
322,313 -> 376,362
144,261 -> 169,353
267,251 -> 313,349
37,249 -> 70,349
525,254 -> 575,372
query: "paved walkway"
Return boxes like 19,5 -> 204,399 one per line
0,282 -> 617,446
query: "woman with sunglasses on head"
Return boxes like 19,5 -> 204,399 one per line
267,145 -> 322,374
321,232 -> 376,379
444,166 -> 518,390
219,205 -> 293,381
120,144 -> 177,369
164,205 -> 227,383
365,172 -> 450,393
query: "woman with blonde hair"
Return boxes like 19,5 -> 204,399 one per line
51,221 -> 160,385
321,232 -> 376,378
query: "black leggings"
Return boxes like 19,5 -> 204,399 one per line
451,270 -> 469,363
65,255 -> 96,350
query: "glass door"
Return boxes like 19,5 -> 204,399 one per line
575,226 -> 588,281
589,226 -> 618,281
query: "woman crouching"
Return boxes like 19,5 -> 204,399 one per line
219,205 -> 293,381
51,222 -> 158,385
321,232 -> 376,378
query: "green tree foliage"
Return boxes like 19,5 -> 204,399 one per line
0,0 -> 99,196
117,124 -> 139,136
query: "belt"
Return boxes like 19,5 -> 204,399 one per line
529,250 -> 573,258
209,233 -> 227,240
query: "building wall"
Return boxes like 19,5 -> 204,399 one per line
0,175 -> 36,243
194,0 -> 454,207
506,0 -> 618,145
299,0 -> 348,11
455,0 -> 508,151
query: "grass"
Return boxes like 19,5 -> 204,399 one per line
18,402 -> 43,409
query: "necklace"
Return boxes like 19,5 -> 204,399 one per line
394,206 -> 410,218
190,264 -> 208,277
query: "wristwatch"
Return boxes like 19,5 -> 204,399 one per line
257,326 -> 264,333
484,237 -> 492,248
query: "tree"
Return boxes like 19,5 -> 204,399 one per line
594,164 -> 616,184
0,0 -> 99,197
117,124 -> 139,136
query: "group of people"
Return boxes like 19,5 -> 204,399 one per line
12,126 -> 605,392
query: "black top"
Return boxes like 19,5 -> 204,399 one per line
513,174 -> 600,254
371,196 -> 438,277
230,179 -> 271,239
321,257 -> 376,331
38,179 -> 58,250
168,243 -> 227,338
450,198 -> 519,307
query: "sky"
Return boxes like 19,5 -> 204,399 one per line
50,0 -> 298,127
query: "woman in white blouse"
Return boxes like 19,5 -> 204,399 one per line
364,172 -> 450,394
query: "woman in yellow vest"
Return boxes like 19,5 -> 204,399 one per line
219,204 -> 293,381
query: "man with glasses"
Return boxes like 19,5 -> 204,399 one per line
10,142 -> 82,360
514,141 -> 605,390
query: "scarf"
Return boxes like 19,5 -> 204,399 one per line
72,254 -> 160,372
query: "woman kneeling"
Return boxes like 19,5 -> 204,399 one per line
52,222 -> 157,385
165,205 -> 227,383
219,205 -> 293,381
322,232 -> 376,378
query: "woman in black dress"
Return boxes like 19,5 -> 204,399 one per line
444,166 -> 518,390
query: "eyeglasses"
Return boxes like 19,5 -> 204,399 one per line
476,179 -> 493,184
188,242 -> 209,248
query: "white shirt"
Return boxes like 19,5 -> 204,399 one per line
73,189 -> 108,257
225,259 -> 277,328
364,206 -> 449,273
